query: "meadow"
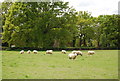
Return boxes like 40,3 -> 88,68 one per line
2,50 -> 118,79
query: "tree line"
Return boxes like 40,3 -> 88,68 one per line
0,2 -> 119,49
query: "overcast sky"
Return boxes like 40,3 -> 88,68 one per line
0,0 -> 119,17
63,0 -> 119,17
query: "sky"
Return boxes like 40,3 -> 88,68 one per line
63,0 -> 119,17
0,0 -> 4,2
0,0 -> 119,17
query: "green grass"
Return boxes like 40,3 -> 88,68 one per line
2,50 -> 118,79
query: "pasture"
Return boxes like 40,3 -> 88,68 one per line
2,50 -> 118,79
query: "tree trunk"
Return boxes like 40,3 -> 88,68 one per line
83,38 -> 87,46
53,39 -> 59,48
72,37 -> 76,47
97,41 -> 100,48
88,38 -> 91,47
79,37 -> 82,47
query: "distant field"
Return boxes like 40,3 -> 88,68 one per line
2,50 -> 118,79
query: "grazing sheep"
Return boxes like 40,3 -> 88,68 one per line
76,51 -> 83,56
33,50 -> 38,54
72,51 -> 83,56
71,51 -> 77,54
46,50 -> 53,54
20,50 -> 24,54
61,50 -> 66,54
27,50 -> 31,54
88,51 -> 95,56
68,53 -> 78,60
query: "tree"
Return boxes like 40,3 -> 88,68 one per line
97,15 -> 118,48
76,11 -> 94,47
1,2 -> 77,48
0,2 -> 13,47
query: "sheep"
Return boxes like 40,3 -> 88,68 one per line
68,53 -> 78,60
76,51 -> 83,56
20,50 -> 24,54
61,50 -> 66,54
71,50 -> 77,54
33,50 -> 38,54
88,51 -> 95,56
27,50 -> 31,54
72,51 -> 83,56
46,50 -> 53,54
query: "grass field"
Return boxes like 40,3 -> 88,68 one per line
2,50 -> 118,79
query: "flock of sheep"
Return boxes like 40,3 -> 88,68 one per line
19,50 -> 95,60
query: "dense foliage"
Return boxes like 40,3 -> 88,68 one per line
1,2 -> 119,48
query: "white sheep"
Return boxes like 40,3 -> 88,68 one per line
33,50 -> 38,54
46,50 -> 53,54
76,51 -> 83,56
72,50 -> 83,56
68,53 -> 78,60
71,50 -> 77,54
61,50 -> 66,54
27,50 -> 31,54
20,50 -> 24,54
88,51 -> 95,56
